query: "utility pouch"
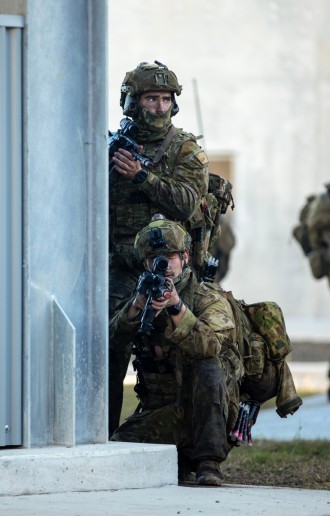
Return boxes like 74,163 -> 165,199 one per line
244,301 -> 292,362
243,333 -> 266,380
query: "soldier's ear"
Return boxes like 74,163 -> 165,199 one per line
171,94 -> 179,116
182,251 -> 189,266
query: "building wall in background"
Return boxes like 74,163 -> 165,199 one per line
108,0 -> 330,335
0,0 -> 26,15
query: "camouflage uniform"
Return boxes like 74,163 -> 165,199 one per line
110,267 -> 243,473
109,62 -> 209,435
209,218 -> 236,281
293,183 -> 330,286
293,183 -> 330,400
110,129 -> 209,305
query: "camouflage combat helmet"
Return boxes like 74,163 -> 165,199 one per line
134,217 -> 191,261
120,61 -> 182,118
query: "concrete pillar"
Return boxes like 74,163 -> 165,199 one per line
23,0 -> 108,446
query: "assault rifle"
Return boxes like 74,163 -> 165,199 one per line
108,118 -> 153,169
136,255 -> 172,336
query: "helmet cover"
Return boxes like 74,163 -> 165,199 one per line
134,218 -> 191,261
120,61 -> 182,117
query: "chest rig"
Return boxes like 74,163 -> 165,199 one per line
110,127 -> 196,252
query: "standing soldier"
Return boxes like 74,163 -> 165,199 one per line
109,61 -> 210,435
293,183 -> 330,400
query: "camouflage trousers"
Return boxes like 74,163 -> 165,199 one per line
111,358 -> 240,466
109,251 -> 144,437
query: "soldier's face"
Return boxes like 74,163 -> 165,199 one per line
147,251 -> 189,279
140,91 -> 172,115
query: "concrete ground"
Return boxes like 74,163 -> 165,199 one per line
0,484 -> 329,516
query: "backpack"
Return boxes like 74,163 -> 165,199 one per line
225,292 -> 302,418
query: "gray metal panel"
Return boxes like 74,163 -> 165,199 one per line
0,21 -> 23,446
24,0 -> 108,446
0,15 -> 24,28
52,297 -> 76,446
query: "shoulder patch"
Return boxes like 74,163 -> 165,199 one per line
195,151 -> 209,165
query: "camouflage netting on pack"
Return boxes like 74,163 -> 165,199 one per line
245,302 -> 292,362
225,292 -> 302,418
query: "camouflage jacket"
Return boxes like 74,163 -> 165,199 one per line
109,269 -> 242,409
110,126 -> 209,257
293,186 -> 330,283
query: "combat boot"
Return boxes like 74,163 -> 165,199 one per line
178,455 -> 196,485
196,460 -> 223,486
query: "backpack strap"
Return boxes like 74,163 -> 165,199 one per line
224,291 -> 245,357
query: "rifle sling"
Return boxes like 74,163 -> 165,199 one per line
153,125 -> 177,164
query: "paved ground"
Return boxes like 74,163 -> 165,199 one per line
1,393 -> 329,516
0,483 -> 329,516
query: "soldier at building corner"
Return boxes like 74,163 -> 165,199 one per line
110,218 -> 302,484
110,218 -> 244,486
292,183 -> 330,400
108,61 -> 210,436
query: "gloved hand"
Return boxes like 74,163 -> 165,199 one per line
229,400 -> 260,446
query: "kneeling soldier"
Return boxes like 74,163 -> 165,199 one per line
110,217 -> 243,485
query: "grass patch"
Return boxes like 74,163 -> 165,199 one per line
222,439 -> 330,490
121,383 -> 140,423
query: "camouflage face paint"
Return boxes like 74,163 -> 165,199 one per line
139,106 -> 172,133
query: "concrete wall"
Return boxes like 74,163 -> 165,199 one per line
23,0 -> 108,446
108,0 -> 330,337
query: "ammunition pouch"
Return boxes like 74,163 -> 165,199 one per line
132,356 -> 177,410
242,333 -> 266,380
134,356 -> 173,375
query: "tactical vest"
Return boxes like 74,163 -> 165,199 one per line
110,128 -> 202,253
132,275 -> 241,411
